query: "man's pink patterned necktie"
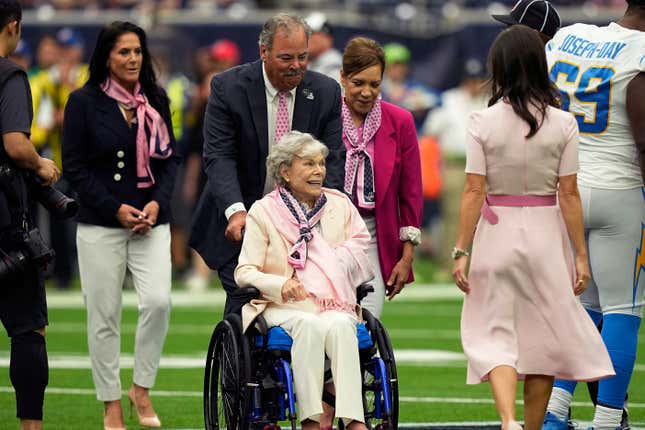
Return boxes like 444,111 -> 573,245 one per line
274,91 -> 290,145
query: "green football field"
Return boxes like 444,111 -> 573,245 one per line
1,284 -> 644,430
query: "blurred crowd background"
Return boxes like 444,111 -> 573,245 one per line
13,1 -> 626,290
17,0 -> 632,12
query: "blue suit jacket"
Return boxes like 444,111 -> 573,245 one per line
62,85 -> 180,227
190,60 -> 345,269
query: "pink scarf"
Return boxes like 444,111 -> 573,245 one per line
101,77 -> 172,188
342,98 -> 381,209
259,187 -> 373,315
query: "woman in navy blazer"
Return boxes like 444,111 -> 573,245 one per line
62,21 -> 179,430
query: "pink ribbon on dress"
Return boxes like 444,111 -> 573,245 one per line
481,194 -> 557,225
101,77 -> 172,188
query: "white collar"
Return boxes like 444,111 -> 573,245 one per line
262,63 -> 297,100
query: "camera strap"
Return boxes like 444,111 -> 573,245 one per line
0,162 -> 31,232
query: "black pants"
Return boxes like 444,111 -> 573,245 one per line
217,256 -> 240,316
10,330 -> 48,420
0,264 -> 47,338
0,263 -> 48,420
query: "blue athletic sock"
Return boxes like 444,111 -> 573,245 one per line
586,308 -> 603,327
597,313 -> 641,409
553,379 -> 577,395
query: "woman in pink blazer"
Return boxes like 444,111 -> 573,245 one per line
340,37 -> 423,318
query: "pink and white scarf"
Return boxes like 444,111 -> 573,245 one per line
342,98 -> 381,209
101,77 -> 172,188
259,187 -> 366,315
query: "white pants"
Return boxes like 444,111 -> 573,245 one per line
76,223 -> 172,401
360,216 -> 386,318
262,308 -> 364,424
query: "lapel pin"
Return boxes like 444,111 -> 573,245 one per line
302,88 -> 314,100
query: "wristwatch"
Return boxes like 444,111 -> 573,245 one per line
451,247 -> 470,260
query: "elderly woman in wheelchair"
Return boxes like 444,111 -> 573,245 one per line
204,131 -> 398,430
235,130 -> 374,430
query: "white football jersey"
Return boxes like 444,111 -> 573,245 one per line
546,22 -> 645,189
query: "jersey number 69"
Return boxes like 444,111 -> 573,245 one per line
549,61 -> 615,135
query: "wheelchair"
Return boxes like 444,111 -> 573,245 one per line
204,285 -> 399,430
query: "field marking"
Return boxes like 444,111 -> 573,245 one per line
29,322 -> 466,341
0,349 -> 466,369
2,387 -> 645,410
4,349 -> 645,371
44,284 -> 462,309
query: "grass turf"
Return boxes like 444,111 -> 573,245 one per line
0,292 -> 644,429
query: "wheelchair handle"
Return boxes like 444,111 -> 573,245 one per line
356,284 -> 374,304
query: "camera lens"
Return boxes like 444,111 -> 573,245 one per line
31,183 -> 79,219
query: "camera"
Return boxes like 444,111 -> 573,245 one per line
0,228 -> 55,281
0,163 -> 78,219
0,162 -> 67,282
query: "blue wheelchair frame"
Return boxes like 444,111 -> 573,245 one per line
204,286 -> 398,430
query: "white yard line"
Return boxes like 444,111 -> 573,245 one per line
44,284 -> 462,309
2,387 -> 645,410
4,349 -> 645,370
46,323 -> 464,340
0,350 -> 466,369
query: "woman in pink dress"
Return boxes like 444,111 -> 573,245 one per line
452,26 -> 614,430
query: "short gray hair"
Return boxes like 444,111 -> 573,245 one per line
258,13 -> 311,52
266,131 -> 329,188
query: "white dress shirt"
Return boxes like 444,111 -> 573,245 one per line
224,64 -> 297,220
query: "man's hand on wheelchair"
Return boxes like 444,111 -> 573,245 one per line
225,211 -> 247,242
281,278 -> 308,303
386,257 -> 412,300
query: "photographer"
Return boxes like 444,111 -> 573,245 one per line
1,1 -> 60,429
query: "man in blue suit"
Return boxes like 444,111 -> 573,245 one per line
190,13 -> 345,313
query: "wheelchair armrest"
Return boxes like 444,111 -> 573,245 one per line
231,286 -> 261,301
226,287 -> 261,316
356,284 -> 374,304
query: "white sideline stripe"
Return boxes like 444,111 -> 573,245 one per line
2,387 -> 645,410
5,350 -> 645,370
4,351 -> 645,371
45,284 -> 462,308
0,350 -> 466,369
46,323 -> 465,341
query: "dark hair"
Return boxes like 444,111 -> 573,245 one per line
342,37 -> 386,78
0,0 -> 21,30
87,21 -> 166,112
488,25 -> 561,138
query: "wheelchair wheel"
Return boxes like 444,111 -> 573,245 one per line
361,310 -> 399,430
204,314 -> 251,430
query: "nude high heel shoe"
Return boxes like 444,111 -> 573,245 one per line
128,387 -> 161,428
